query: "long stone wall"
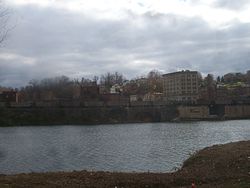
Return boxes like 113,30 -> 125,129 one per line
0,105 -> 178,126
224,105 -> 250,119
1,105 -> 250,126
178,105 -> 250,120
178,106 -> 210,119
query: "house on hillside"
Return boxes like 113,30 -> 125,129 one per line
0,90 -> 19,103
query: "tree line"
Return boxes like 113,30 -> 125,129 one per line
1,69 -> 250,102
15,70 -> 163,101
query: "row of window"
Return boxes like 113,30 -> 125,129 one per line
166,91 -> 198,95
164,87 -> 198,90
165,79 -> 197,83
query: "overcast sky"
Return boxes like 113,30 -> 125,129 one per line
0,0 -> 250,87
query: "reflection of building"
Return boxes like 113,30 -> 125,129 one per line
163,70 -> 201,103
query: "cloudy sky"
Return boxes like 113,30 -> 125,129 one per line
0,0 -> 250,87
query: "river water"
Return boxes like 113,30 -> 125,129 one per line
0,120 -> 250,174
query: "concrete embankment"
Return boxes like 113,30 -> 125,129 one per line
0,140 -> 249,188
177,104 -> 250,121
0,105 -> 178,126
1,104 -> 250,126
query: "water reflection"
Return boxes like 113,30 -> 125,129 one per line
0,120 -> 250,174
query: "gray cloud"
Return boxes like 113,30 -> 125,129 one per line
0,4 -> 250,87
213,0 -> 250,10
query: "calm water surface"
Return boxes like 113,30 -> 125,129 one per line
0,120 -> 250,174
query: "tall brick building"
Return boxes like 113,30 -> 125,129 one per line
163,70 -> 202,103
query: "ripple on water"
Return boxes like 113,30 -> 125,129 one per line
0,120 -> 250,174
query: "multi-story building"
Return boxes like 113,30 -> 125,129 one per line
163,70 -> 201,103
0,90 -> 18,103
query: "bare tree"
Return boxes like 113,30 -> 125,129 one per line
100,72 -> 126,89
147,70 -> 163,93
0,1 -> 11,44
19,76 -> 79,101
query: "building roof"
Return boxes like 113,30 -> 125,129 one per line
162,70 -> 199,77
0,87 -> 12,94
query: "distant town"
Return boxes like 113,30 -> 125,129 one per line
1,69 -> 250,105
1,69 -> 250,124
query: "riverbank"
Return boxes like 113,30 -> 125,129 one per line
0,140 -> 249,188
1,105 -> 250,126
0,106 -> 178,126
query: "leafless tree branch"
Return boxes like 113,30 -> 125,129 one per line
0,0 -> 11,44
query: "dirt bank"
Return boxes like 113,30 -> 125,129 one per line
0,140 -> 249,188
